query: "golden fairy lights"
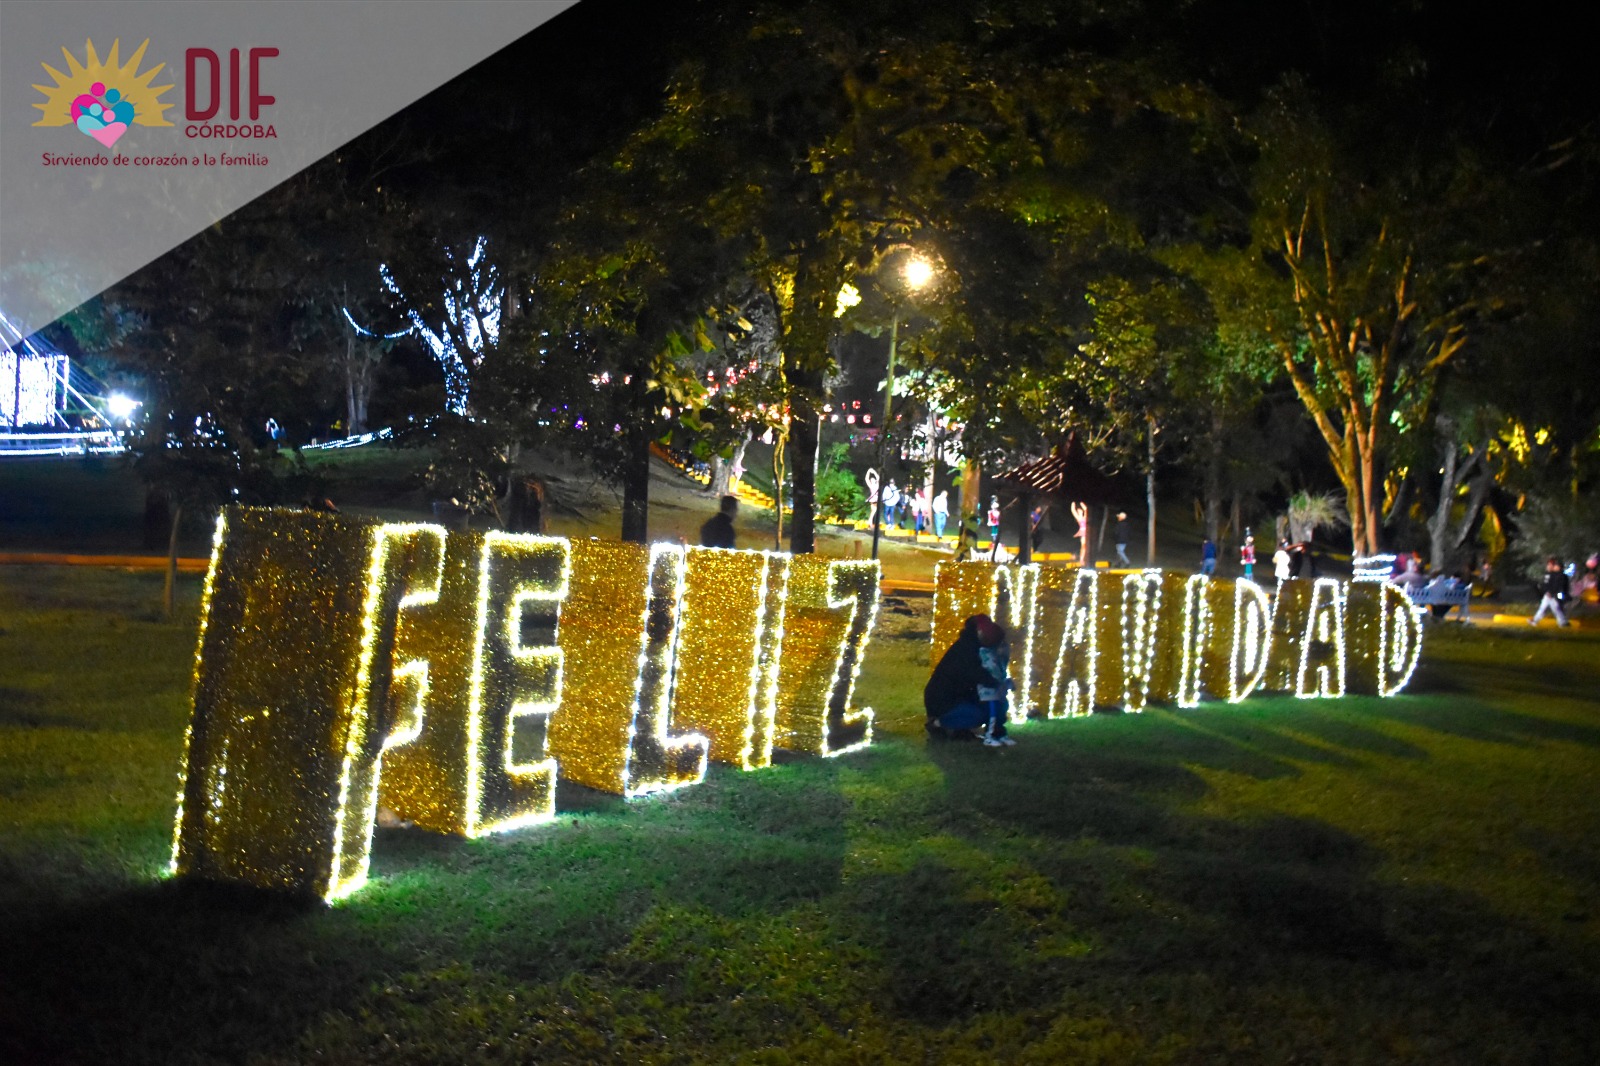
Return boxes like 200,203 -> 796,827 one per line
171,509 -> 1424,904
171,508 -> 881,901
673,548 -> 791,770
775,557 -> 880,757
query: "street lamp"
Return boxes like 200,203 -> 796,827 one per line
871,254 -> 933,561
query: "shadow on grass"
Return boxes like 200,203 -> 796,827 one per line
0,759 -> 855,1065
859,730 -> 1600,1055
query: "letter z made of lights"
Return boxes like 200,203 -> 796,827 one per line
930,560 -> 1424,715
171,509 -> 880,901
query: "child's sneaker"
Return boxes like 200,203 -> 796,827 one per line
996,735 -> 1017,747
983,735 -> 1005,747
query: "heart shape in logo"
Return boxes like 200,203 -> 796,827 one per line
76,112 -> 128,147
70,82 -> 135,147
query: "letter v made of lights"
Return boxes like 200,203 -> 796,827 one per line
170,509 -> 1421,901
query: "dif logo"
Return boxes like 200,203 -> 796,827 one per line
184,47 -> 279,138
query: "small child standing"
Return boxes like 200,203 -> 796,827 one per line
976,620 -> 1017,747
1240,533 -> 1256,581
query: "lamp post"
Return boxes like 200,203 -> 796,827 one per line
870,255 -> 934,561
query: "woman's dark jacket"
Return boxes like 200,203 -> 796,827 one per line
924,617 -> 989,719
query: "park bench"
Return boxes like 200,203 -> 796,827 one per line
1404,579 -> 1472,620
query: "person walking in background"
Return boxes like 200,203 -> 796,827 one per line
1240,533 -> 1256,581
1114,511 -> 1132,566
1530,556 -> 1571,627
699,494 -> 739,549
987,497 -> 1003,559
1273,539 -> 1292,586
1201,537 -> 1218,576
932,490 -> 950,540
1030,505 -> 1046,554
913,488 -> 929,538
883,480 -> 901,530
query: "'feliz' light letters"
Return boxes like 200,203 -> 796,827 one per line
171,508 -> 879,900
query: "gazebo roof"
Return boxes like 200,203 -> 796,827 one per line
992,432 -> 1120,504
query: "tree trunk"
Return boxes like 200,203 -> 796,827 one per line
771,427 -> 787,552
620,424 -> 650,545
708,456 -> 730,498
1145,416 -> 1158,565
955,457 -> 981,559
1203,409 -> 1224,544
163,503 -> 183,618
1017,492 -> 1033,565
788,401 -> 820,555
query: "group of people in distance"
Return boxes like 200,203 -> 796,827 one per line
1388,548 -> 1598,628
870,479 -> 951,539
1530,553 -> 1599,627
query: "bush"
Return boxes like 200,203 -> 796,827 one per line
815,444 -> 866,521
1511,491 -> 1600,579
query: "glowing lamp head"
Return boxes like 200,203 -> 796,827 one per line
107,393 -> 139,422
903,257 -> 934,290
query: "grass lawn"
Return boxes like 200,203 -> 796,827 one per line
2,564 -> 1598,1064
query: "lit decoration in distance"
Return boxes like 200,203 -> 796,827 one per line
932,562 -> 1423,715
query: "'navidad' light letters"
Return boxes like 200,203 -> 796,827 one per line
932,561 -> 1423,719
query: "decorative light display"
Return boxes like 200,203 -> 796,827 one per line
931,562 -> 1422,718
1352,554 -> 1399,583
672,548 -> 790,770
1295,578 -> 1347,698
171,509 -> 884,900
1344,580 -> 1424,697
774,558 -> 880,756
172,509 -> 411,900
545,540 -> 709,797
1041,567 -> 1100,718
989,564 -> 1040,720
0,348 -> 68,427
1222,579 -> 1274,702
372,528 -> 483,838
1115,570 -> 1165,713
1176,574 -> 1212,708
379,235 -> 502,414
334,522 -> 448,893
464,533 -> 569,830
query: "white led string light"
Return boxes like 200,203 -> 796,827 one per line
168,512 -> 229,874
1294,577 -> 1347,699
819,561 -> 880,757
1176,574 -> 1212,708
623,544 -> 709,796
747,552 -> 790,769
1377,580 -> 1424,697
988,564 -> 1040,721
1046,569 -> 1099,718
1228,579 -> 1273,702
330,522 -> 446,901
1119,569 -> 1164,713
466,532 -> 571,835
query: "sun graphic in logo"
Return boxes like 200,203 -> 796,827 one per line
32,39 -> 175,148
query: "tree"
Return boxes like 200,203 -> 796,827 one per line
106,208 -> 329,612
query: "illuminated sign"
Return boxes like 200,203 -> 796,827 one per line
170,508 -> 879,900
932,560 -> 1423,713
